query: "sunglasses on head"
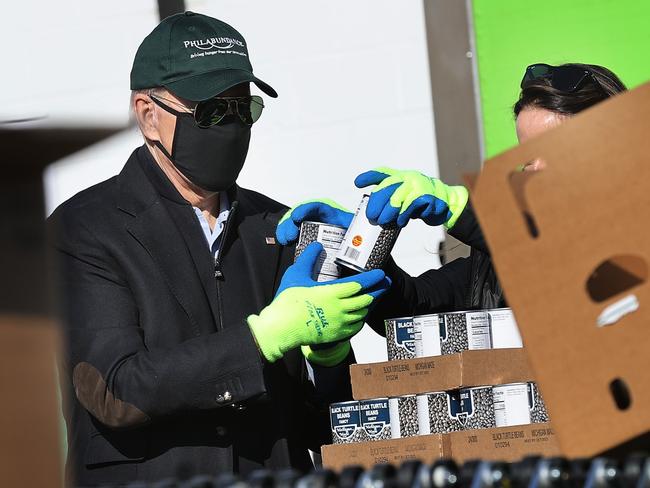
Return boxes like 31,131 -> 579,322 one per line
521,63 -> 601,93
151,94 -> 265,128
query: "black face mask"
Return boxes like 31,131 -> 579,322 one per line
152,99 -> 251,192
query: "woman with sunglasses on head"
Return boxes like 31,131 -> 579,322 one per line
277,63 -> 627,324
515,63 -> 627,164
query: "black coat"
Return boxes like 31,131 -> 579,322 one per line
50,146 -> 352,487
367,201 -> 505,333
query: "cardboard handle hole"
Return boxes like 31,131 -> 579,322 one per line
509,169 -> 541,239
610,378 -> 632,410
586,255 -> 647,302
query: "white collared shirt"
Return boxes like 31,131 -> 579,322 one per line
192,192 -> 230,259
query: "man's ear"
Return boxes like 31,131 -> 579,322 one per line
133,93 -> 160,142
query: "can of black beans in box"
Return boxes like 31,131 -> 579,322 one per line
360,398 -> 391,441
389,395 -> 422,438
417,390 -> 464,434
439,311 -> 492,355
528,382 -> 550,424
335,195 -> 400,272
418,387 -> 495,434
329,401 -> 363,444
385,317 -> 416,360
295,221 -> 347,282
458,386 -> 496,430
493,383 -> 531,427
413,314 -> 441,358
487,308 -> 523,349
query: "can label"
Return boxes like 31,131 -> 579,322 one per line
493,383 -> 531,427
360,398 -> 391,441
335,195 -> 400,271
329,401 -> 362,444
389,395 -> 419,438
458,386 -> 496,430
487,308 -> 523,349
416,394 -> 430,434
385,317 -> 416,360
440,311 -> 492,354
413,314 -> 441,357
295,221 -> 346,282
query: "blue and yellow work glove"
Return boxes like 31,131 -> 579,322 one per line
276,199 -> 354,246
247,242 -> 391,365
354,167 -> 469,229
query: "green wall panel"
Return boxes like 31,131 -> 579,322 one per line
472,0 -> 650,158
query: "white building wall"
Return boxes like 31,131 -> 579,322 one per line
5,1 -> 444,363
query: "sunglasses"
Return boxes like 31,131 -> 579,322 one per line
521,63 -> 600,93
151,94 -> 264,127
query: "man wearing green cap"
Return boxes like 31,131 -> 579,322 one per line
50,12 -> 390,486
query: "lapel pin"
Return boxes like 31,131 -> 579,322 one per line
265,237 -> 276,245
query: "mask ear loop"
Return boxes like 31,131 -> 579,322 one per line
150,94 -> 185,162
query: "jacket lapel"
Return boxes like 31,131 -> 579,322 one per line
231,191 -> 284,308
118,148 -> 216,336
164,201 -> 223,327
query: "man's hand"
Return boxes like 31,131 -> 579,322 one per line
354,167 -> 469,229
247,242 -> 391,363
276,199 -> 354,246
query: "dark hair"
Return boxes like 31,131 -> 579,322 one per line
513,63 -> 627,117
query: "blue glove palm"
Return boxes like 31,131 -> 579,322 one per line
276,199 -> 354,246
354,167 -> 469,229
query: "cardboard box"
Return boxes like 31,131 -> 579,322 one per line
445,423 -> 560,464
321,433 -> 448,470
322,423 -> 558,470
0,316 -> 63,488
470,81 -> 650,457
350,348 -> 533,400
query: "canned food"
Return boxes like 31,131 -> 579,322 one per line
329,401 -> 363,444
295,221 -> 347,282
385,317 -> 416,360
458,386 -> 496,430
335,195 -> 400,272
417,390 -> 464,434
528,382 -> 550,424
389,395 -> 422,438
413,314 -> 441,358
360,398 -> 391,441
439,311 -> 492,355
487,308 -> 523,349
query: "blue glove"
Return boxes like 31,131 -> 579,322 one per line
276,199 -> 354,246
248,242 -> 391,364
274,242 -> 390,300
354,167 -> 469,229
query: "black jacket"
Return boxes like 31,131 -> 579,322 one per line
50,146 -> 352,487
367,202 -> 504,332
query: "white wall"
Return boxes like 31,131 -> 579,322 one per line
9,1 -> 444,363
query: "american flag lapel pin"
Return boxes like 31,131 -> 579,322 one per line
265,237 -> 276,245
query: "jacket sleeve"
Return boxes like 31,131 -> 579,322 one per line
447,200 -> 490,254
52,211 -> 267,430
365,256 -> 471,335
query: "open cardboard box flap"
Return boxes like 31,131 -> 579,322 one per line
470,81 -> 650,457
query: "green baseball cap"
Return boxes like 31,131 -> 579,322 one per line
130,11 -> 277,101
